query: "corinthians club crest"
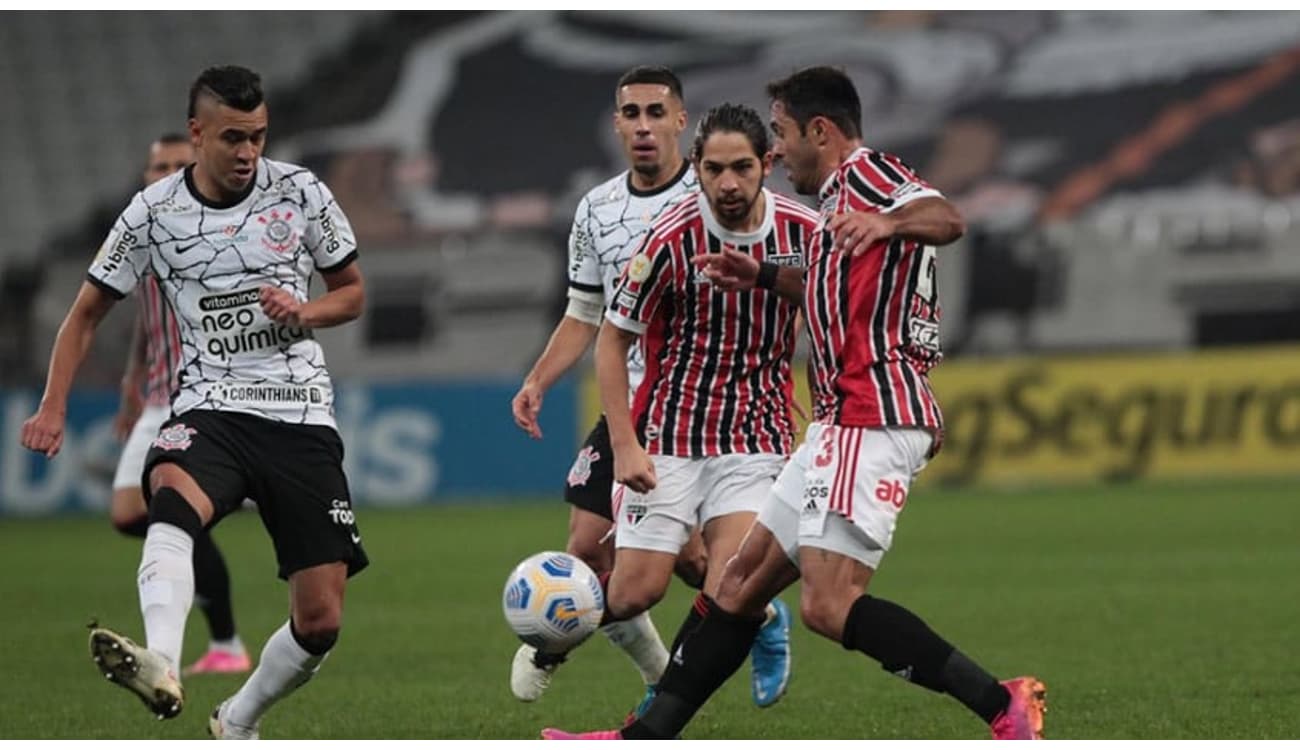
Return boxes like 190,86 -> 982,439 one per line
567,446 -> 600,487
152,423 -> 197,451
257,209 -> 298,253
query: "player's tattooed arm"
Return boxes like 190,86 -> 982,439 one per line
21,281 -> 119,457
831,196 -> 965,257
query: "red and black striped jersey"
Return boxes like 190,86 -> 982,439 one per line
138,274 -> 182,406
608,189 -> 819,457
806,147 -> 945,436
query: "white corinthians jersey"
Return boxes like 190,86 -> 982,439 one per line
567,161 -> 696,393
88,158 -> 357,428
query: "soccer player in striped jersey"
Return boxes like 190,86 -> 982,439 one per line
536,102 -> 819,713
509,65 -> 696,705
110,133 -> 250,677
544,67 -> 1046,741
510,69 -> 792,711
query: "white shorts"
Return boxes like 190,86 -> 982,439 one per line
614,453 -> 786,554
758,423 -> 932,570
111,404 -> 171,491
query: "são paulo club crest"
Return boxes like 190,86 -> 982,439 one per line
258,209 -> 298,253
152,423 -> 197,451
610,483 -> 647,527
566,446 -> 600,487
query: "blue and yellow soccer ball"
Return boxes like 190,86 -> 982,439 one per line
502,551 -> 605,653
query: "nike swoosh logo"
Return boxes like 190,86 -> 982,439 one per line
350,533 -> 362,544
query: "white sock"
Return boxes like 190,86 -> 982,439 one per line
226,621 -> 327,729
600,611 -> 670,685
763,602 -> 777,627
211,635 -> 245,655
137,522 -> 194,674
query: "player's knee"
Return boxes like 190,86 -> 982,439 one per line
799,588 -> 848,642
146,487 -> 204,540
292,602 -> 343,650
291,616 -> 340,655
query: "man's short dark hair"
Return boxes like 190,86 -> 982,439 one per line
156,132 -> 190,146
765,66 -> 861,139
616,65 -> 684,102
691,103 -> 769,162
188,65 -> 264,120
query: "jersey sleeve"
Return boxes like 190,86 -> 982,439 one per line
605,231 -> 674,336
87,192 -> 151,299
872,151 -> 943,212
302,174 -> 358,272
566,194 -> 602,303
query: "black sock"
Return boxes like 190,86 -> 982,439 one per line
532,650 -> 567,668
666,594 -> 706,659
841,595 -> 1008,723
623,595 -> 761,740
941,649 -> 1011,723
192,532 -> 237,642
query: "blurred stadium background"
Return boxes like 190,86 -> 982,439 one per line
1,10 -> 1298,739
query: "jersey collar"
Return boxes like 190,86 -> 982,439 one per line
184,161 -> 261,210
626,159 -> 691,198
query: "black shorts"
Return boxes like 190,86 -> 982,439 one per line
563,415 -> 615,521
142,409 -> 369,581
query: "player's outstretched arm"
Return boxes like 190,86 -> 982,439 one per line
595,320 -> 656,493
692,247 -> 804,304
22,281 -> 119,457
831,196 -> 966,257
262,263 -> 365,329
512,313 -> 599,440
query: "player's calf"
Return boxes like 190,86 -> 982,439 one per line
604,549 -> 675,621
798,586 -> 859,642
672,532 -> 707,589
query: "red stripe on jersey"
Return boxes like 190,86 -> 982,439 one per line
806,148 -> 944,440
847,427 -> 862,520
632,311 -> 669,447
139,275 -> 180,406
617,191 -> 819,457
831,427 -> 849,515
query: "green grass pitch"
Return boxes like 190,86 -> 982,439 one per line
1,479 -> 1297,738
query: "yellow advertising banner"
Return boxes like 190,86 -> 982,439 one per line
579,345 -> 1300,487
928,345 -> 1300,486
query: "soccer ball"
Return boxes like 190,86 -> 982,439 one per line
502,551 -> 605,653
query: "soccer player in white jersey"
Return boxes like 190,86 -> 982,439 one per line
21,66 -> 366,737
509,67 -> 792,711
109,133 -> 250,677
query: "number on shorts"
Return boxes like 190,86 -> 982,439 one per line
814,427 -> 836,468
